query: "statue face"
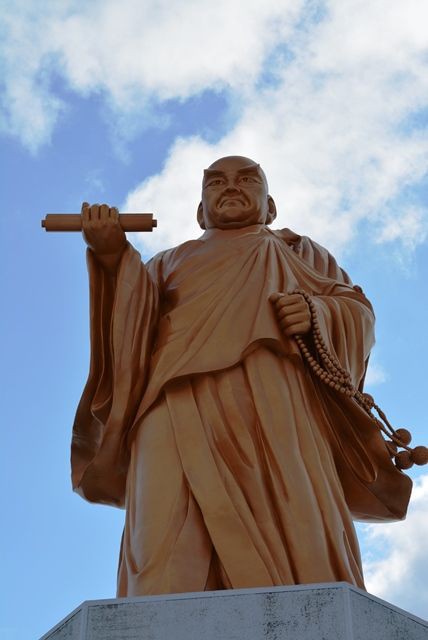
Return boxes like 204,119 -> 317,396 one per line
198,156 -> 276,230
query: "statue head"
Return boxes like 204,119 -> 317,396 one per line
197,155 -> 277,230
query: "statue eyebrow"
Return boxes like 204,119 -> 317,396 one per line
203,169 -> 225,180
203,164 -> 262,180
236,165 -> 261,177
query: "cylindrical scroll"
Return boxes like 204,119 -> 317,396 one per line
41,213 -> 157,232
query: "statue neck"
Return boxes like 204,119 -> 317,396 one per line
200,224 -> 267,241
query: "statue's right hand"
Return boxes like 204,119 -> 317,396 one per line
81,202 -> 127,257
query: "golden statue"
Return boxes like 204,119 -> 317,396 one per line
66,155 -> 418,597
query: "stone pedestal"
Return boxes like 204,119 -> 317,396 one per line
40,582 -> 428,640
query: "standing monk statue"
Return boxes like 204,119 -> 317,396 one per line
71,155 -> 415,596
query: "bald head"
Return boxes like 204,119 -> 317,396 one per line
197,155 -> 276,230
204,156 -> 269,190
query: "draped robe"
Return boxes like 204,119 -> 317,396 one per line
71,224 -> 411,596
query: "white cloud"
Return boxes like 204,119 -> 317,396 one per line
2,0 -> 428,254
0,0 -> 304,147
358,473 -> 428,620
364,357 -> 387,386
52,0 -> 304,101
0,2 -> 67,151
125,137 -> 212,253
376,206 -> 427,250
125,0 -> 428,257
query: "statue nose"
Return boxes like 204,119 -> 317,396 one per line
223,185 -> 240,194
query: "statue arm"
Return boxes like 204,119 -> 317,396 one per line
305,238 -> 375,388
310,290 -> 375,388
273,231 -> 375,388
71,242 -> 161,507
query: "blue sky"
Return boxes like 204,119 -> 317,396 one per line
1,1 -> 428,638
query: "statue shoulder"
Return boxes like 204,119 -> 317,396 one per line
272,227 -> 326,260
272,227 -> 329,256
145,238 -> 204,283
272,228 -> 353,285
272,227 -> 303,249
148,238 -> 203,262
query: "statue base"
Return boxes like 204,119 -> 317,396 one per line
40,582 -> 427,639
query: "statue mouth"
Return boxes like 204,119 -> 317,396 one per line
219,197 -> 246,208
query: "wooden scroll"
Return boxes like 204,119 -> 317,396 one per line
41,213 -> 157,232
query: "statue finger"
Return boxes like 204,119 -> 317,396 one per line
99,203 -> 109,221
280,311 -> 306,327
288,296 -> 308,312
277,306 -> 294,319
269,292 -> 285,304
276,300 -> 305,317
81,203 -> 92,225
293,323 -> 311,335
279,316 -> 293,329
275,293 -> 303,306
283,321 -> 310,337
90,203 -> 100,221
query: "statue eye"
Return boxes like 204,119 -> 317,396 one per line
240,176 -> 256,183
207,178 -> 224,187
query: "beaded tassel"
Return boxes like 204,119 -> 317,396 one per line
292,289 -> 428,471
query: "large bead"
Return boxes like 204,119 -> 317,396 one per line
395,450 -> 414,470
394,428 -> 412,446
410,446 -> 428,466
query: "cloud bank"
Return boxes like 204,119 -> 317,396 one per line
0,0 -> 303,148
2,0 -> 428,252
364,356 -> 387,387
122,0 -> 428,256
360,473 -> 428,619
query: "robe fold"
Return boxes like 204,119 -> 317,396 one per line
71,224 -> 411,596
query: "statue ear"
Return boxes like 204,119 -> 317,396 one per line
197,202 -> 206,229
266,195 -> 277,225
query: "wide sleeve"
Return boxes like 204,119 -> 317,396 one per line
285,233 -> 374,387
289,234 -> 412,521
71,243 -> 160,507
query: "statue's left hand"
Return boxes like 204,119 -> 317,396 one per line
269,292 -> 311,336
